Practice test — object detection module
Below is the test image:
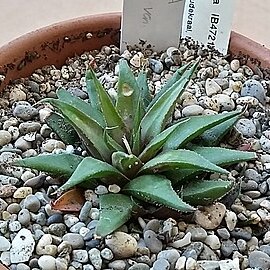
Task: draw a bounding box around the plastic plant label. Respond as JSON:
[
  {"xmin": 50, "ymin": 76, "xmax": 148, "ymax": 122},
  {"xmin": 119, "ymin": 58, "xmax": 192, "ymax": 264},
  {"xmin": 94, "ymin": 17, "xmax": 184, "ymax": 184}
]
[
  {"xmin": 181, "ymin": 0, "xmax": 235, "ymax": 54},
  {"xmin": 121, "ymin": 0, "xmax": 186, "ymax": 52}
]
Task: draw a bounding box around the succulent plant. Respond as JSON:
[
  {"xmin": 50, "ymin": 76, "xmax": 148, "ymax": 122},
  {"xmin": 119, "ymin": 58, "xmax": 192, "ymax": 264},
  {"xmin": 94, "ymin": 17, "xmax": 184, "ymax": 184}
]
[{"xmin": 14, "ymin": 59, "xmax": 256, "ymax": 237}]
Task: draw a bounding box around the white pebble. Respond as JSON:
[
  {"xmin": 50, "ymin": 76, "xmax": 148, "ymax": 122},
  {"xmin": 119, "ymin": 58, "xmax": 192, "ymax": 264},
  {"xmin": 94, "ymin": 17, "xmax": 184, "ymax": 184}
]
[
  {"xmin": 38, "ymin": 255, "xmax": 57, "ymax": 270},
  {"xmin": 225, "ymin": 210, "xmax": 237, "ymax": 231},
  {"xmin": 0, "ymin": 130, "xmax": 12, "ymax": 146}
]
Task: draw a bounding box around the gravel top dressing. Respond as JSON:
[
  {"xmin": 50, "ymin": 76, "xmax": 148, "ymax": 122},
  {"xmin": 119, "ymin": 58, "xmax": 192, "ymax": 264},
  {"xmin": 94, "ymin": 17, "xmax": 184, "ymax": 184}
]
[{"xmin": 0, "ymin": 40, "xmax": 270, "ymax": 270}]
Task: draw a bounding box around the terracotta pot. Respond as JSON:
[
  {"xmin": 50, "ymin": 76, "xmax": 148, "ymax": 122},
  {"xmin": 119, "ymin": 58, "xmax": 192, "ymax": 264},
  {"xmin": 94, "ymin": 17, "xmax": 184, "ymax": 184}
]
[{"xmin": 0, "ymin": 12, "xmax": 269, "ymax": 93}]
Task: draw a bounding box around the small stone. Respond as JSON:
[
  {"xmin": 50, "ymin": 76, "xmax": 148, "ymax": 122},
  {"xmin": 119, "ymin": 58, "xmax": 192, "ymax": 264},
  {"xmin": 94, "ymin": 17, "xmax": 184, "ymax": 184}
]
[
  {"xmin": 23, "ymin": 194, "xmax": 41, "ymax": 212},
  {"xmin": 0, "ymin": 236, "xmax": 11, "ymax": 251},
  {"xmin": 38, "ymin": 255, "xmax": 57, "ymax": 270},
  {"xmin": 0, "ymin": 185, "xmax": 16, "ymax": 198},
  {"xmin": 204, "ymin": 235, "xmax": 221, "ymax": 250},
  {"xmin": 197, "ymin": 260, "xmax": 219, "ymax": 270},
  {"xmin": 0, "ymin": 130, "xmax": 12, "ymax": 146},
  {"xmin": 105, "ymin": 232, "xmax": 137, "ymax": 259},
  {"xmin": 64, "ymin": 214, "xmax": 79, "ymax": 227},
  {"xmin": 10, "ymin": 229, "xmax": 35, "ymax": 263},
  {"xmin": 0, "ymin": 251, "xmax": 11, "ymax": 266},
  {"xmin": 0, "ymin": 198, "xmax": 8, "ymax": 211},
  {"xmin": 149, "ymin": 59, "xmax": 164, "ymax": 74},
  {"xmin": 9, "ymin": 221, "xmax": 21, "ymax": 232},
  {"xmin": 152, "ymin": 258, "xmax": 170, "ymax": 270},
  {"xmin": 235, "ymin": 119, "xmax": 256, "ymax": 137},
  {"xmin": 175, "ymin": 256, "xmax": 186, "ymax": 270},
  {"xmin": 62, "ymin": 233, "xmax": 84, "ymax": 249},
  {"xmin": 41, "ymin": 139, "xmax": 65, "ymax": 153},
  {"xmin": 49, "ymin": 223, "xmax": 66, "ymax": 237},
  {"xmin": 221, "ymin": 240, "xmax": 238, "ymax": 258},
  {"xmin": 260, "ymin": 134, "xmax": 270, "ymax": 153},
  {"xmin": 14, "ymin": 137, "xmax": 32, "ymax": 151},
  {"xmin": 219, "ymin": 258, "xmax": 240, "ymax": 270},
  {"xmin": 182, "ymin": 242, "xmax": 203, "ymax": 260},
  {"xmin": 16, "ymin": 263, "xmax": 31, "ymax": 270},
  {"xmin": 94, "ymin": 185, "xmax": 108, "ymax": 195},
  {"xmin": 237, "ymin": 239, "xmax": 247, "ymax": 253},
  {"xmin": 130, "ymin": 52, "xmax": 143, "ymax": 68},
  {"xmin": 225, "ymin": 210, "xmax": 237, "ymax": 231},
  {"xmin": 157, "ymin": 249, "xmax": 180, "ymax": 266},
  {"xmin": 170, "ymin": 232, "xmax": 191, "ymax": 248},
  {"xmin": 205, "ymin": 78, "xmax": 222, "ymax": 96},
  {"xmin": 36, "ymin": 234, "xmax": 57, "ymax": 256},
  {"xmin": 217, "ymin": 228, "xmax": 230, "ymax": 240},
  {"xmin": 230, "ymin": 227, "xmax": 252, "ymax": 241},
  {"xmin": 73, "ymin": 250, "xmax": 89, "ymax": 263},
  {"xmin": 100, "ymin": 248, "xmax": 114, "ymax": 261},
  {"xmin": 186, "ymin": 225, "xmax": 207, "ymax": 241},
  {"xmin": 186, "ymin": 257, "xmax": 197, "ymax": 270},
  {"xmin": 241, "ymin": 79, "xmax": 266, "ymax": 104},
  {"xmin": 144, "ymin": 219, "xmax": 161, "ymax": 233},
  {"xmin": 143, "ymin": 230, "xmax": 163, "ymax": 253},
  {"xmin": 108, "ymin": 184, "xmax": 121, "ymax": 193},
  {"xmin": 88, "ymin": 248, "xmax": 102, "ymax": 270},
  {"xmin": 13, "ymin": 187, "xmax": 32, "ymax": 199},
  {"xmin": 230, "ymin": 59, "xmax": 240, "ymax": 72},
  {"xmin": 182, "ymin": 104, "xmax": 204, "ymax": 117},
  {"xmin": 194, "ymin": 202, "xmax": 226, "ymax": 229},
  {"xmin": 212, "ymin": 94, "xmax": 235, "ymax": 111},
  {"xmin": 13, "ymin": 103, "xmax": 38, "ymax": 121},
  {"xmin": 249, "ymin": 250, "xmax": 270, "ymax": 270},
  {"xmin": 108, "ymin": 260, "xmax": 127, "ymax": 270},
  {"xmin": 47, "ymin": 213, "xmax": 64, "ymax": 225}
]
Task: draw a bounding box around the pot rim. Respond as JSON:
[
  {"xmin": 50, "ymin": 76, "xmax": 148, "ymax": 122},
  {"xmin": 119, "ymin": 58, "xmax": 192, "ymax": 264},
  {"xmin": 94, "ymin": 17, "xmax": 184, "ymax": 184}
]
[{"xmin": 0, "ymin": 12, "xmax": 269, "ymax": 92}]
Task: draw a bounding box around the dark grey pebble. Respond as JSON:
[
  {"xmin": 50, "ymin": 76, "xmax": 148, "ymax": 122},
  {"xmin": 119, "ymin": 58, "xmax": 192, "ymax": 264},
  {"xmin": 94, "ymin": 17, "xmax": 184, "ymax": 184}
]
[
  {"xmin": 221, "ymin": 240, "xmax": 238, "ymax": 257},
  {"xmin": 143, "ymin": 230, "xmax": 163, "ymax": 253},
  {"xmin": 62, "ymin": 233, "xmax": 84, "ymax": 249},
  {"xmin": 13, "ymin": 103, "xmax": 38, "ymax": 120},
  {"xmin": 241, "ymin": 180, "xmax": 258, "ymax": 191},
  {"xmin": 18, "ymin": 209, "xmax": 31, "ymax": 226},
  {"xmin": 144, "ymin": 219, "xmax": 161, "ymax": 233},
  {"xmin": 182, "ymin": 242, "xmax": 204, "ymax": 260},
  {"xmin": 199, "ymin": 244, "xmax": 219, "ymax": 261},
  {"xmin": 230, "ymin": 228, "xmax": 252, "ymax": 241},
  {"xmin": 241, "ymin": 79, "xmax": 266, "ymax": 104},
  {"xmin": 249, "ymin": 250, "xmax": 270, "ymax": 270},
  {"xmin": 23, "ymin": 174, "xmax": 46, "ymax": 189},
  {"xmin": 217, "ymin": 228, "xmax": 230, "ymax": 240},
  {"xmin": 49, "ymin": 223, "xmax": 67, "ymax": 237},
  {"xmin": 87, "ymin": 219, "xmax": 98, "ymax": 230},
  {"xmin": 79, "ymin": 201, "xmax": 92, "ymax": 222},
  {"xmin": 83, "ymin": 229, "xmax": 95, "ymax": 241},
  {"xmin": 23, "ymin": 194, "xmax": 41, "ymax": 212},
  {"xmin": 29, "ymin": 258, "xmax": 39, "ymax": 269},
  {"xmin": 85, "ymin": 239, "xmax": 101, "ymax": 249},
  {"xmin": 47, "ymin": 213, "xmax": 64, "ymax": 225}
]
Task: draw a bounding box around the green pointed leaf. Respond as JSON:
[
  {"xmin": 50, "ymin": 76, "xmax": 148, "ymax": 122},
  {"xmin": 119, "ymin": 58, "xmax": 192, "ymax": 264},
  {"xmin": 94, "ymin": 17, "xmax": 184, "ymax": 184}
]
[
  {"xmin": 12, "ymin": 153, "xmax": 83, "ymax": 178},
  {"xmin": 103, "ymin": 130, "xmax": 125, "ymax": 152},
  {"xmin": 85, "ymin": 70, "xmax": 100, "ymax": 111},
  {"xmin": 45, "ymin": 112, "xmax": 79, "ymax": 145},
  {"xmin": 163, "ymin": 111, "xmax": 241, "ymax": 150},
  {"xmin": 147, "ymin": 62, "xmax": 192, "ymax": 109},
  {"xmin": 198, "ymin": 114, "xmax": 241, "ymax": 146},
  {"xmin": 96, "ymin": 194, "xmax": 134, "ymax": 237},
  {"xmin": 116, "ymin": 59, "xmax": 141, "ymax": 131},
  {"xmin": 139, "ymin": 149, "xmax": 229, "ymax": 175},
  {"xmin": 167, "ymin": 146, "xmax": 256, "ymax": 185},
  {"xmin": 190, "ymin": 145, "xmax": 256, "ymax": 165},
  {"xmin": 112, "ymin": 151, "xmax": 143, "ymax": 178},
  {"xmin": 137, "ymin": 71, "xmax": 151, "ymax": 108},
  {"xmin": 140, "ymin": 60, "xmax": 199, "ymax": 144},
  {"xmin": 123, "ymin": 175, "xmax": 195, "ymax": 212},
  {"xmin": 139, "ymin": 119, "xmax": 189, "ymax": 163},
  {"xmin": 58, "ymin": 157, "xmax": 126, "ymax": 193},
  {"xmin": 182, "ymin": 179, "xmax": 232, "ymax": 205},
  {"xmin": 56, "ymin": 88, "xmax": 105, "ymax": 126},
  {"xmin": 85, "ymin": 68, "xmax": 127, "ymax": 144},
  {"xmin": 43, "ymin": 98, "xmax": 111, "ymax": 161}
]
